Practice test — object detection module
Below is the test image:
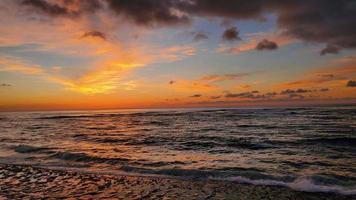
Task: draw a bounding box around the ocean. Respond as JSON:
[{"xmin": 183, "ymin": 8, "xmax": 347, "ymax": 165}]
[{"xmin": 0, "ymin": 107, "xmax": 355, "ymax": 194}]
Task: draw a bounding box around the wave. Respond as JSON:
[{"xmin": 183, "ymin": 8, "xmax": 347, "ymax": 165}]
[
  {"xmin": 36, "ymin": 111, "xmax": 187, "ymax": 120},
  {"xmin": 178, "ymin": 138, "xmax": 271, "ymax": 151},
  {"xmin": 34, "ymin": 108, "xmax": 281, "ymax": 120},
  {"xmin": 117, "ymin": 165, "xmax": 294, "ymax": 182},
  {"xmin": 131, "ymin": 160, "xmax": 186, "ymax": 167},
  {"xmin": 91, "ymin": 136, "xmax": 167, "ymax": 146},
  {"xmin": 86, "ymin": 126, "xmax": 117, "ymax": 130},
  {"xmin": 37, "ymin": 115, "xmax": 95, "ymax": 119},
  {"xmin": 119, "ymin": 166, "xmax": 218, "ymax": 178},
  {"xmin": 14, "ymin": 145, "xmax": 50, "ymax": 153},
  {"xmin": 13, "ymin": 145, "xmax": 130, "ymax": 165},
  {"xmin": 302, "ymin": 137, "xmax": 356, "ymax": 147},
  {"xmin": 219, "ymin": 176, "xmax": 356, "ymax": 195},
  {"xmin": 9, "ymin": 144, "xmax": 356, "ymax": 195},
  {"xmin": 236, "ymin": 124, "xmax": 279, "ymax": 129},
  {"xmin": 114, "ymin": 165, "xmax": 356, "ymax": 195},
  {"xmin": 25, "ymin": 125, "xmax": 51, "ymax": 130},
  {"xmin": 265, "ymin": 137, "xmax": 356, "ymax": 149},
  {"xmin": 49, "ymin": 152, "xmax": 128, "ymax": 164}
]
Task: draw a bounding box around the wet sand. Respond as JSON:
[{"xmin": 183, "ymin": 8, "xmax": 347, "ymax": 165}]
[{"xmin": 0, "ymin": 163, "xmax": 354, "ymax": 200}]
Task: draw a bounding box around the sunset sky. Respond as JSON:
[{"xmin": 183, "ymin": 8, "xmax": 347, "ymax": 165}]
[{"xmin": 0, "ymin": 0, "xmax": 355, "ymax": 111}]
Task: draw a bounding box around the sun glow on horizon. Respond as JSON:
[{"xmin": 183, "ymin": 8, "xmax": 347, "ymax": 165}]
[{"xmin": 0, "ymin": 0, "xmax": 355, "ymax": 111}]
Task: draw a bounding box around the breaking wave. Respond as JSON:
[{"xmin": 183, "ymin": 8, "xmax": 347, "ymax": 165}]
[{"xmin": 220, "ymin": 176, "xmax": 356, "ymax": 195}]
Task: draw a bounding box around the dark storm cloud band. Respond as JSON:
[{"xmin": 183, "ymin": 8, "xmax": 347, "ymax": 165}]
[
  {"xmin": 20, "ymin": 0, "xmax": 356, "ymax": 53},
  {"xmin": 21, "ymin": 0, "xmax": 100, "ymax": 17}
]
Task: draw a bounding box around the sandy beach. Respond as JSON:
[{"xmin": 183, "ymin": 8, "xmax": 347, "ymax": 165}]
[{"xmin": 0, "ymin": 163, "xmax": 354, "ymax": 200}]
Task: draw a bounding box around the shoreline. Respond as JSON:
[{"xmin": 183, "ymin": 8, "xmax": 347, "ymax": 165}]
[{"xmin": 0, "ymin": 163, "xmax": 354, "ymax": 200}]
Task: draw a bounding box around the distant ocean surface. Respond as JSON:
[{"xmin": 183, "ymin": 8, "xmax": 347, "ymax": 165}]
[{"xmin": 0, "ymin": 107, "xmax": 355, "ymax": 194}]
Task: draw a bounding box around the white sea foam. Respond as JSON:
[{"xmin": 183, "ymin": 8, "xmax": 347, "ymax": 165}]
[{"xmin": 216, "ymin": 176, "xmax": 356, "ymax": 195}]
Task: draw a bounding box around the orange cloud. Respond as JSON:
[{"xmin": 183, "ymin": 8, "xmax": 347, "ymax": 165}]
[
  {"xmin": 276, "ymin": 58, "xmax": 356, "ymax": 98},
  {"xmin": 170, "ymin": 79, "xmax": 217, "ymax": 92},
  {"xmin": 200, "ymin": 73, "xmax": 248, "ymax": 82},
  {"xmin": 146, "ymin": 45, "xmax": 196, "ymax": 63},
  {"xmin": 0, "ymin": 3, "xmax": 199, "ymax": 95},
  {"xmin": 167, "ymin": 73, "xmax": 249, "ymax": 95},
  {"xmin": 0, "ymin": 53, "xmax": 144, "ymax": 94},
  {"xmin": 0, "ymin": 57, "xmax": 43, "ymax": 74}
]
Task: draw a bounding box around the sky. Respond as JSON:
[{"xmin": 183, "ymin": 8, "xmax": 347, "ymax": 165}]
[{"xmin": 0, "ymin": 0, "xmax": 355, "ymax": 111}]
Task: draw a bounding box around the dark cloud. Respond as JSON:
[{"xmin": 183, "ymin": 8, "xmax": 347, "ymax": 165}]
[
  {"xmin": 224, "ymin": 90, "xmax": 283, "ymax": 99},
  {"xmin": 265, "ymin": 92, "xmax": 277, "ymax": 97},
  {"xmin": 182, "ymin": 0, "xmax": 266, "ymax": 20},
  {"xmin": 225, "ymin": 91, "xmax": 264, "ymax": 99},
  {"xmin": 169, "ymin": 80, "xmax": 175, "ymax": 85},
  {"xmin": 193, "ymin": 32, "xmax": 208, "ymax": 41},
  {"xmin": 222, "ymin": 27, "xmax": 241, "ymax": 42},
  {"xmin": 320, "ymin": 45, "xmax": 340, "ymax": 56},
  {"xmin": 76, "ymin": 0, "xmax": 102, "ymax": 12},
  {"xmin": 184, "ymin": 1, "xmax": 356, "ymax": 52},
  {"xmin": 223, "ymin": 88, "xmax": 329, "ymax": 100},
  {"xmin": 210, "ymin": 95, "xmax": 221, "ymax": 99},
  {"xmin": 82, "ymin": 31, "xmax": 106, "ymax": 40},
  {"xmin": 0, "ymin": 83, "xmax": 12, "ymax": 87},
  {"xmin": 106, "ymin": 0, "xmax": 190, "ymax": 26},
  {"xmin": 296, "ymin": 89, "xmax": 312, "ymax": 93},
  {"xmin": 346, "ymin": 80, "xmax": 356, "ymax": 87},
  {"xmin": 21, "ymin": 0, "xmax": 75, "ymax": 17},
  {"xmin": 190, "ymin": 94, "xmax": 202, "ymax": 98},
  {"xmin": 280, "ymin": 88, "xmax": 312, "ymax": 95},
  {"xmin": 275, "ymin": 1, "xmax": 356, "ymax": 53},
  {"xmin": 256, "ymin": 39, "xmax": 278, "ymax": 51},
  {"xmin": 280, "ymin": 89, "xmax": 295, "ymax": 95},
  {"xmin": 185, "ymin": 1, "xmax": 356, "ymax": 52},
  {"xmin": 281, "ymin": 88, "xmax": 332, "ymax": 95},
  {"xmin": 225, "ymin": 92, "xmax": 252, "ymax": 98},
  {"xmin": 318, "ymin": 74, "xmax": 334, "ymax": 78},
  {"xmin": 21, "ymin": 0, "xmax": 100, "ymax": 17},
  {"xmin": 19, "ymin": 1, "xmax": 356, "ymax": 52},
  {"xmin": 200, "ymin": 73, "xmax": 248, "ymax": 82}
]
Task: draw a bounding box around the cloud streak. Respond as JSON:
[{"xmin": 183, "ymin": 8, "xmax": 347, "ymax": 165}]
[
  {"xmin": 0, "ymin": 83, "xmax": 12, "ymax": 87},
  {"xmin": 0, "ymin": 56, "xmax": 43, "ymax": 74},
  {"xmin": 200, "ymin": 73, "xmax": 248, "ymax": 83}
]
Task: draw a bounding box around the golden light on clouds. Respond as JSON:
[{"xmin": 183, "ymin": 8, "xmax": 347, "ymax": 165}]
[
  {"xmin": 0, "ymin": 57, "xmax": 44, "ymax": 75},
  {"xmin": 0, "ymin": 0, "xmax": 356, "ymax": 110}
]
